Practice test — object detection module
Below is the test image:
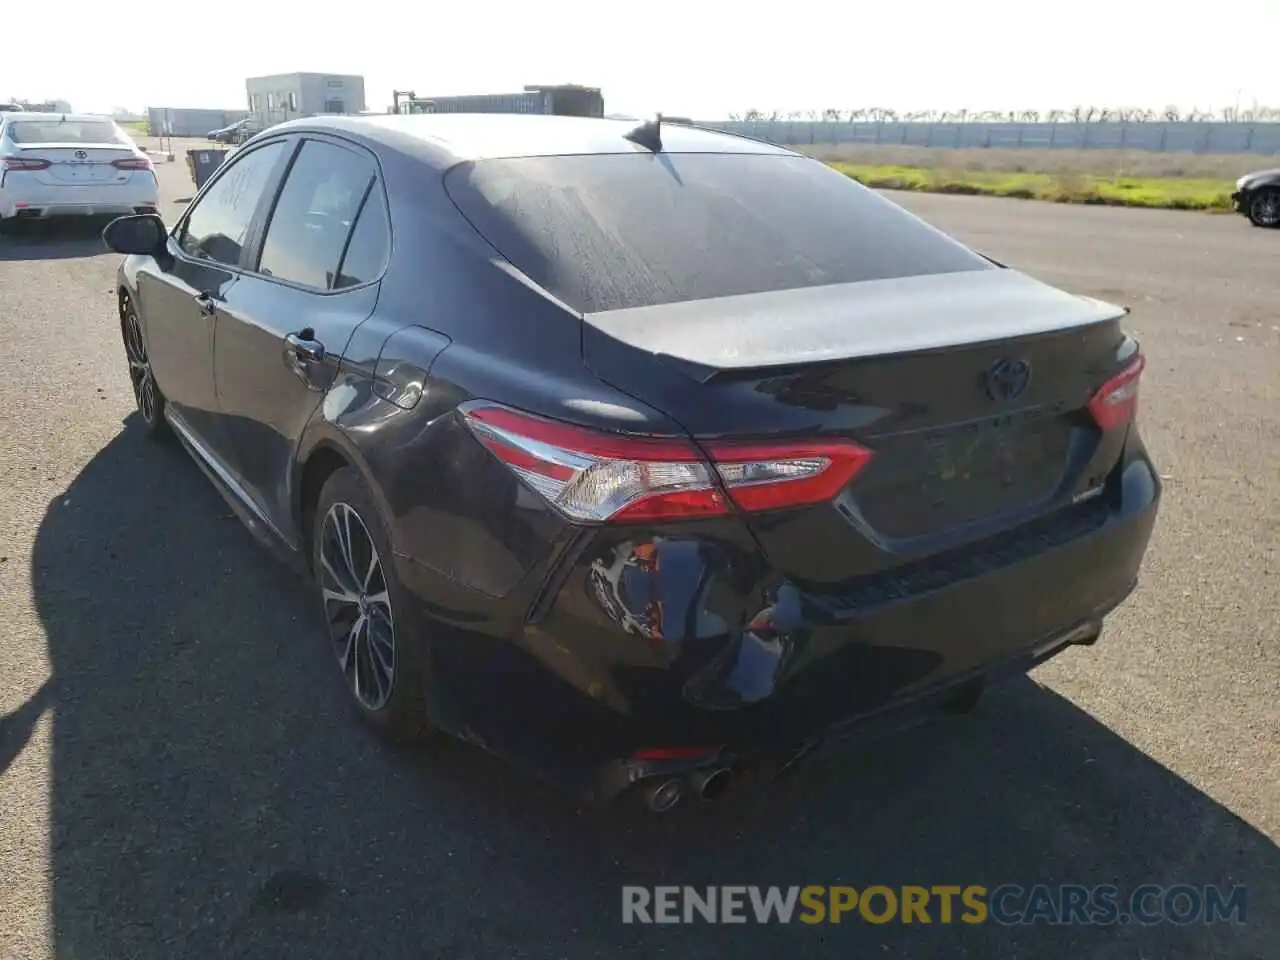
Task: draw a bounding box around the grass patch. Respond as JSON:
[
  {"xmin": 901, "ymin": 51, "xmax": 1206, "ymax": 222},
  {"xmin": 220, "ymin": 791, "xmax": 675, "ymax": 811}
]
[
  {"xmin": 119, "ymin": 120, "xmax": 150, "ymax": 135},
  {"xmin": 830, "ymin": 162, "xmax": 1235, "ymax": 211}
]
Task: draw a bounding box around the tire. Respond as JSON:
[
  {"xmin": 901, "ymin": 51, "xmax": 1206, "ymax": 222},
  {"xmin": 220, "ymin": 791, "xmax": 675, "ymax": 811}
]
[
  {"xmin": 311, "ymin": 466, "xmax": 433, "ymax": 741},
  {"xmin": 1247, "ymin": 188, "xmax": 1280, "ymax": 228},
  {"xmin": 120, "ymin": 292, "xmax": 171, "ymax": 440}
]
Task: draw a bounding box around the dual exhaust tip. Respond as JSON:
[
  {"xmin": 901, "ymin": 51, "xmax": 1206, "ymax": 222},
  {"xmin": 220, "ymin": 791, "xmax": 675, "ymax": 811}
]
[{"xmin": 638, "ymin": 766, "xmax": 734, "ymax": 813}]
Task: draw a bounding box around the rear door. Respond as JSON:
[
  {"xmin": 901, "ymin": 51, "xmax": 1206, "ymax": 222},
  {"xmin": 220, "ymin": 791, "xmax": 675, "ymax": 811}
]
[
  {"xmin": 213, "ymin": 134, "xmax": 390, "ymax": 541},
  {"xmin": 136, "ymin": 137, "xmax": 290, "ymax": 452}
]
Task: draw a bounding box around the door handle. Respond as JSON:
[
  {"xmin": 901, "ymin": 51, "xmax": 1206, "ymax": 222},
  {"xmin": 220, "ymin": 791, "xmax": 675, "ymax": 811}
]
[{"xmin": 283, "ymin": 330, "xmax": 327, "ymax": 387}]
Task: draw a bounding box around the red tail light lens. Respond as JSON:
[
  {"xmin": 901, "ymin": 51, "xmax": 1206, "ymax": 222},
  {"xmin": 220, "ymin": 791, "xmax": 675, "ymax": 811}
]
[
  {"xmin": 112, "ymin": 156, "xmax": 154, "ymax": 171},
  {"xmin": 630, "ymin": 746, "xmax": 721, "ymax": 762},
  {"xmin": 2, "ymin": 155, "xmax": 50, "ymax": 171},
  {"xmin": 460, "ymin": 403, "xmax": 873, "ymax": 524},
  {"xmin": 1088, "ymin": 353, "xmax": 1145, "ymax": 430}
]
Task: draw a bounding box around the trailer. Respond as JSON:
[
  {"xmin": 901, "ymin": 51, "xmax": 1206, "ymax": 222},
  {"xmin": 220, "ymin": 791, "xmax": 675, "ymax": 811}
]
[{"xmin": 391, "ymin": 84, "xmax": 603, "ymax": 118}]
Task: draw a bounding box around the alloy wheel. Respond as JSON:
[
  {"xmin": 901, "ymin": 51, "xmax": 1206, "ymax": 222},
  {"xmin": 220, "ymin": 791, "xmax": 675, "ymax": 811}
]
[
  {"xmin": 122, "ymin": 301, "xmax": 158, "ymax": 424},
  {"xmin": 1250, "ymin": 190, "xmax": 1280, "ymax": 228},
  {"xmin": 319, "ymin": 502, "xmax": 396, "ymax": 711}
]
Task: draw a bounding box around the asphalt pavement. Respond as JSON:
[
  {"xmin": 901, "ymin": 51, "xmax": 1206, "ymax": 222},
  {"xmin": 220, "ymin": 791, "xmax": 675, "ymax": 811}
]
[{"xmin": 0, "ymin": 145, "xmax": 1277, "ymax": 959}]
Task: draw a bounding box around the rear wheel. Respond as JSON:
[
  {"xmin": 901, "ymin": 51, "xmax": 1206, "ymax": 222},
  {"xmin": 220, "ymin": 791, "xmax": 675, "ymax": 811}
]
[
  {"xmin": 120, "ymin": 293, "xmax": 170, "ymax": 439},
  {"xmin": 1247, "ymin": 188, "xmax": 1280, "ymax": 228},
  {"xmin": 312, "ymin": 467, "xmax": 433, "ymax": 741}
]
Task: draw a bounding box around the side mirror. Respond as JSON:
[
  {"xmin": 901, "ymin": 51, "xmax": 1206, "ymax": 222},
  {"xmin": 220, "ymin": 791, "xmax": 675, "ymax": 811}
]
[{"xmin": 102, "ymin": 213, "xmax": 167, "ymax": 256}]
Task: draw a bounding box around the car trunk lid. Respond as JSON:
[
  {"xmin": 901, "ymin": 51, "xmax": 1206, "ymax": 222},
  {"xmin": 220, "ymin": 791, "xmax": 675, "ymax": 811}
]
[
  {"xmin": 7, "ymin": 143, "xmax": 144, "ymax": 185},
  {"xmin": 583, "ymin": 268, "xmax": 1135, "ymax": 586}
]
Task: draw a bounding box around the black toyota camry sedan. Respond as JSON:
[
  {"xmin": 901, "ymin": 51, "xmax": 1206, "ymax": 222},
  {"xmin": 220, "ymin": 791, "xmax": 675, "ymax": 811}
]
[
  {"xmin": 103, "ymin": 113, "xmax": 1160, "ymax": 811},
  {"xmin": 1231, "ymin": 167, "xmax": 1280, "ymax": 227}
]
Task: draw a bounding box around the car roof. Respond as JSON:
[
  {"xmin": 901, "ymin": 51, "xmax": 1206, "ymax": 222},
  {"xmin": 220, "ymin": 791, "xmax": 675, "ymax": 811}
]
[{"xmin": 266, "ymin": 113, "xmax": 797, "ymax": 168}]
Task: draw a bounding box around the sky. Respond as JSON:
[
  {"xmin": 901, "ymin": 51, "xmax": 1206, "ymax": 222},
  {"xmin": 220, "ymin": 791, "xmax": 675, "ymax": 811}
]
[{"xmin": 5, "ymin": 0, "xmax": 1278, "ymax": 118}]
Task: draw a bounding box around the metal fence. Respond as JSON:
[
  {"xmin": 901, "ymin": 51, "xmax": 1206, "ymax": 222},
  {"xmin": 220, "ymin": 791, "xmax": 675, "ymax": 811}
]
[
  {"xmin": 697, "ymin": 120, "xmax": 1280, "ymax": 155},
  {"xmin": 146, "ymin": 107, "xmax": 250, "ymax": 138}
]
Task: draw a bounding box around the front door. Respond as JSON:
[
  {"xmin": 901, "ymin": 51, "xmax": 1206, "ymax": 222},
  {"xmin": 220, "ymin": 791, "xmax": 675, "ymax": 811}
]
[
  {"xmin": 213, "ymin": 135, "xmax": 391, "ymax": 541},
  {"xmin": 140, "ymin": 137, "xmax": 290, "ymax": 457}
]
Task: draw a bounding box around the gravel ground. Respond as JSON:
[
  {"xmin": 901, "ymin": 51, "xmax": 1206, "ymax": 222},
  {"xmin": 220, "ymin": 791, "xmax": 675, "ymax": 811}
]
[{"xmin": 0, "ymin": 144, "xmax": 1276, "ymax": 959}]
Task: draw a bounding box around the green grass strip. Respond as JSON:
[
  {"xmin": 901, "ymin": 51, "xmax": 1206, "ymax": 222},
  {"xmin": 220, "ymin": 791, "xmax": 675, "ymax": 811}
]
[{"xmin": 830, "ymin": 162, "xmax": 1235, "ymax": 211}]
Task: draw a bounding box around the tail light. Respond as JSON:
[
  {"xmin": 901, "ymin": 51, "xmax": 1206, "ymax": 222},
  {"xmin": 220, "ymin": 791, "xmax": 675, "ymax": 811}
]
[
  {"xmin": 460, "ymin": 402, "xmax": 873, "ymax": 524},
  {"xmin": 630, "ymin": 746, "xmax": 721, "ymax": 763},
  {"xmin": 112, "ymin": 156, "xmax": 154, "ymax": 172},
  {"xmin": 1088, "ymin": 352, "xmax": 1145, "ymax": 430},
  {"xmin": 2, "ymin": 156, "xmax": 50, "ymax": 171}
]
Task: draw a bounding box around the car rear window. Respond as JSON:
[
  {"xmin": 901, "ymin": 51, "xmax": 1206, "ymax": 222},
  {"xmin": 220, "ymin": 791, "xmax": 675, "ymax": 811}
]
[
  {"xmin": 443, "ymin": 153, "xmax": 993, "ymax": 313},
  {"xmin": 7, "ymin": 120, "xmax": 128, "ymax": 144}
]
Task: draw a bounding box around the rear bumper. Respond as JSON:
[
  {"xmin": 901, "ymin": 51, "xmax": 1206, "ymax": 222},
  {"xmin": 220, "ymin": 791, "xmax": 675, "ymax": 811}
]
[
  {"xmin": 0, "ymin": 178, "xmax": 159, "ymax": 219},
  {"xmin": 403, "ymin": 437, "xmax": 1161, "ymax": 802}
]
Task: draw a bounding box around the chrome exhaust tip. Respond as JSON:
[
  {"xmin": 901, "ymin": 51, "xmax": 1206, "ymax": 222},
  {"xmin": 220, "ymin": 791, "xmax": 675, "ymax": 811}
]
[
  {"xmin": 689, "ymin": 766, "xmax": 733, "ymax": 802},
  {"xmin": 639, "ymin": 777, "xmax": 685, "ymax": 813}
]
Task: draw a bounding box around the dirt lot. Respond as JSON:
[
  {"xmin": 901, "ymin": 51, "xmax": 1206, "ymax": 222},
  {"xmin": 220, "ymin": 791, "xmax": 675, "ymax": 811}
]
[{"xmin": 0, "ymin": 146, "xmax": 1277, "ymax": 959}]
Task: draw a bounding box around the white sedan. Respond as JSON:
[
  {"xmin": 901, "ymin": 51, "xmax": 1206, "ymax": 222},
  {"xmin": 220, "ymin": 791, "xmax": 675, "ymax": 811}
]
[{"xmin": 0, "ymin": 113, "xmax": 159, "ymax": 231}]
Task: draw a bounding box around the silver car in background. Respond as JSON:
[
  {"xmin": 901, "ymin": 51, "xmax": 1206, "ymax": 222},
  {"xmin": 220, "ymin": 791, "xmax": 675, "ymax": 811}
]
[{"xmin": 0, "ymin": 113, "xmax": 159, "ymax": 232}]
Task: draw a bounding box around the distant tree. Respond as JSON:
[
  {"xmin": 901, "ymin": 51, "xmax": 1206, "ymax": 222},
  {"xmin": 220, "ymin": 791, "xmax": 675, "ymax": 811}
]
[{"xmin": 719, "ymin": 101, "xmax": 1279, "ymax": 125}]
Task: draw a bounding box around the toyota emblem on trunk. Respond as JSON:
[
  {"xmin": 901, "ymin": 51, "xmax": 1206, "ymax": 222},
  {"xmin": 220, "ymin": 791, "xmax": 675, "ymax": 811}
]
[
  {"xmin": 74, "ymin": 149, "xmax": 88, "ymax": 160},
  {"xmin": 985, "ymin": 358, "xmax": 1032, "ymax": 401}
]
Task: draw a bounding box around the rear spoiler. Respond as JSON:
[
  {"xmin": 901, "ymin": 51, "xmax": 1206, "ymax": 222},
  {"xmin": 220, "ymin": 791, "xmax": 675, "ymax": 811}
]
[{"xmin": 583, "ymin": 269, "xmax": 1128, "ymax": 384}]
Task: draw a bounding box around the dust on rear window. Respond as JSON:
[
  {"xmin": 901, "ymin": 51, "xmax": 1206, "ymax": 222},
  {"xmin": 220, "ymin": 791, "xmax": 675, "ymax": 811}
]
[
  {"xmin": 443, "ymin": 153, "xmax": 994, "ymax": 313},
  {"xmin": 7, "ymin": 120, "xmax": 128, "ymax": 144}
]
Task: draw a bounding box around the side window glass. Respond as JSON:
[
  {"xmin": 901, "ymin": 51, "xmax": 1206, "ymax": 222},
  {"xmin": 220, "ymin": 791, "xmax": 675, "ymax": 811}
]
[
  {"xmin": 335, "ymin": 185, "xmax": 389, "ymax": 289},
  {"xmin": 180, "ymin": 141, "xmax": 286, "ymax": 266},
  {"xmin": 256, "ymin": 140, "xmax": 374, "ymax": 289}
]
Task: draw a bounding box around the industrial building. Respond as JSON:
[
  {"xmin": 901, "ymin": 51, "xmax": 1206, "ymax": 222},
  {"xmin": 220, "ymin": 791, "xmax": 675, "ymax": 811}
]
[
  {"xmin": 5, "ymin": 99, "xmax": 73, "ymax": 113},
  {"xmin": 392, "ymin": 84, "xmax": 603, "ymax": 118},
  {"xmin": 147, "ymin": 107, "xmax": 249, "ymax": 137},
  {"xmin": 246, "ymin": 73, "xmax": 366, "ymax": 126}
]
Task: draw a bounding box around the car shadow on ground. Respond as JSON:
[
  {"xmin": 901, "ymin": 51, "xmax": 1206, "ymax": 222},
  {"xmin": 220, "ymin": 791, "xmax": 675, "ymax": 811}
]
[
  {"xmin": 0, "ymin": 219, "xmax": 110, "ymax": 261},
  {"xmin": 32, "ymin": 416, "xmax": 1279, "ymax": 959}
]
